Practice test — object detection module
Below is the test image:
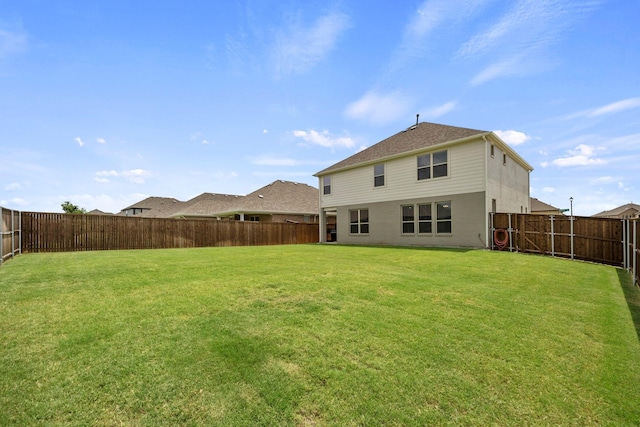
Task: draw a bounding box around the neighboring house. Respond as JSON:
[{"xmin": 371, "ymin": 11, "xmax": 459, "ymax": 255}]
[
  {"xmin": 119, "ymin": 197, "xmax": 183, "ymax": 217},
  {"xmin": 314, "ymin": 121, "xmax": 533, "ymax": 247},
  {"xmin": 119, "ymin": 180, "xmax": 319, "ymax": 223},
  {"xmin": 593, "ymin": 203, "xmax": 640, "ymax": 219},
  {"xmin": 530, "ymin": 198, "xmax": 564, "ymax": 215},
  {"xmin": 87, "ymin": 209, "xmax": 114, "ymax": 215}
]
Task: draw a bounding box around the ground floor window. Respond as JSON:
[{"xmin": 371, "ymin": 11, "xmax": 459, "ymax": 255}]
[
  {"xmin": 350, "ymin": 209, "xmax": 369, "ymax": 234},
  {"xmin": 436, "ymin": 202, "xmax": 452, "ymax": 233},
  {"xmin": 402, "ymin": 205, "xmax": 414, "ymax": 233},
  {"xmin": 401, "ymin": 202, "xmax": 451, "ymax": 235}
]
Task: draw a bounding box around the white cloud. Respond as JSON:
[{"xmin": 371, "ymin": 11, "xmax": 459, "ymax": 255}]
[
  {"xmin": 74, "ymin": 137, "xmax": 85, "ymax": 147},
  {"xmin": 424, "ymin": 101, "xmax": 457, "ymax": 118},
  {"xmin": 588, "ymin": 97, "xmax": 640, "ymax": 117},
  {"xmin": 292, "ymin": 129, "xmax": 355, "ymax": 149},
  {"xmin": 0, "ymin": 197, "xmax": 28, "ymax": 207},
  {"xmin": 542, "ymin": 187, "xmax": 555, "ymax": 193},
  {"xmin": 494, "ymin": 129, "xmax": 531, "ymax": 146},
  {"xmin": 552, "ymin": 144, "xmax": 605, "ymax": 167},
  {"xmin": 0, "ymin": 28, "xmax": 27, "ymax": 58},
  {"xmin": 590, "ymin": 176, "xmax": 615, "ymax": 185},
  {"xmin": 4, "ymin": 182, "xmax": 25, "ymax": 191},
  {"xmin": 462, "ymin": 1, "xmax": 600, "ymax": 85},
  {"xmin": 272, "ymin": 11, "xmax": 350, "ymax": 77},
  {"xmin": 344, "ymin": 90, "xmax": 414, "ymax": 125},
  {"xmin": 251, "ymin": 155, "xmax": 327, "ymax": 166},
  {"xmin": 252, "ymin": 156, "xmax": 299, "ymax": 167},
  {"xmin": 96, "ymin": 138, "xmax": 106, "ymax": 144},
  {"xmin": 94, "ymin": 169, "xmax": 151, "ymax": 184}
]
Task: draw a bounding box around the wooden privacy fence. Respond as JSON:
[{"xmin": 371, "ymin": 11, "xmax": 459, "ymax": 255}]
[
  {"xmin": 1, "ymin": 207, "xmax": 21, "ymax": 264},
  {"xmin": 491, "ymin": 213, "xmax": 638, "ymax": 285},
  {"xmin": 20, "ymin": 212, "xmax": 319, "ymax": 253}
]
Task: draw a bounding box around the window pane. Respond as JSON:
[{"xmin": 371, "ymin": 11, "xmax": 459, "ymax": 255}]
[
  {"xmin": 417, "ymin": 154, "xmax": 430, "ymax": 168},
  {"xmin": 433, "ymin": 164, "xmax": 447, "ymax": 178},
  {"xmin": 437, "ymin": 221, "xmax": 452, "ymax": 234},
  {"xmin": 360, "ymin": 224, "xmax": 369, "ymax": 234},
  {"xmin": 350, "ymin": 210, "xmax": 358, "ymax": 223},
  {"xmin": 433, "ymin": 150, "xmax": 447, "ymax": 164},
  {"xmin": 374, "ymin": 175, "xmax": 385, "ymax": 187},
  {"xmin": 403, "ymin": 223, "xmax": 415, "ymax": 233},
  {"xmin": 402, "ymin": 205, "xmax": 414, "ymax": 221},
  {"xmin": 418, "ymin": 204, "xmax": 431, "ymax": 220},
  {"xmin": 351, "ymin": 224, "xmax": 359, "ymax": 233},
  {"xmin": 418, "ymin": 222, "xmax": 432, "ymax": 233},
  {"xmin": 417, "ymin": 167, "xmax": 430, "ymax": 180},
  {"xmin": 323, "ymin": 176, "xmax": 331, "ymax": 194},
  {"xmin": 437, "ymin": 202, "xmax": 451, "ymax": 220},
  {"xmin": 374, "ymin": 164, "xmax": 384, "ymax": 175},
  {"xmin": 360, "ymin": 209, "xmax": 369, "ymax": 223}
]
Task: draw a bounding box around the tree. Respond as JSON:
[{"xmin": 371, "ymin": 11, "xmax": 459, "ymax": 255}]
[{"xmin": 61, "ymin": 201, "xmax": 86, "ymax": 214}]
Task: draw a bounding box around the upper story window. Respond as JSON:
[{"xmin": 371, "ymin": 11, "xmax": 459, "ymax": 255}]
[
  {"xmin": 374, "ymin": 163, "xmax": 385, "ymax": 187},
  {"xmin": 417, "ymin": 150, "xmax": 448, "ymax": 181},
  {"xmin": 323, "ymin": 175, "xmax": 331, "ymax": 195}
]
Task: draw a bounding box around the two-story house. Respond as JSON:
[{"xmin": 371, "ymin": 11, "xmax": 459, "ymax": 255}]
[{"xmin": 314, "ymin": 121, "xmax": 533, "ymax": 247}]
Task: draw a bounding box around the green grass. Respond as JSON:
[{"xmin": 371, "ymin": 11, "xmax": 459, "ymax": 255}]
[{"xmin": 1, "ymin": 245, "xmax": 639, "ymax": 426}]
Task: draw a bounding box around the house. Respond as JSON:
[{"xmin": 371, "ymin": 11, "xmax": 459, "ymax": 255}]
[
  {"xmin": 593, "ymin": 203, "xmax": 640, "ymax": 219},
  {"xmin": 119, "ymin": 197, "xmax": 183, "ymax": 217},
  {"xmin": 314, "ymin": 121, "xmax": 533, "ymax": 247},
  {"xmin": 171, "ymin": 180, "xmax": 319, "ymax": 223},
  {"xmin": 118, "ymin": 180, "xmax": 319, "ymax": 223},
  {"xmin": 530, "ymin": 198, "xmax": 564, "ymax": 215}
]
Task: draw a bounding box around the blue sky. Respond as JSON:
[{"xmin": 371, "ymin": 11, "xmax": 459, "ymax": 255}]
[{"xmin": 1, "ymin": 0, "xmax": 638, "ymax": 216}]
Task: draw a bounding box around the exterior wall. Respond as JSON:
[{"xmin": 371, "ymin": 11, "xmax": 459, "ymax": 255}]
[
  {"xmin": 334, "ymin": 191, "xmax": 486, "ymax": 248},
  {"xmin": 486, "ymin": 141, "xmax": 530, "ymax": 215},
  {"xmin": 320, "ymin": 138, "xmax": 487, "ymax": 208}
]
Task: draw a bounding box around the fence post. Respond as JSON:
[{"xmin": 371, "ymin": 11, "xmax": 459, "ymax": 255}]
[
  {"xmin": 508, "ymin": 213, "xmax": 513, "ymax": 252},
  {"xmin": 622, "ymin": 219, "xmax": 627, "ymax": 270},
  {"xmin": 489, "ymin": 212, "xmax": 495, "ymax": 250},
  {"xmin": 634, "ymin": 219, "xmax": 637, "ymax": 286},
  {"xmin": 0, "ymin": 208, "xmax": 3, "ymax": 266},
  {"xmin": 550, "ymin": 215, "xmax": 555, "ymax": 257},
  {"xmin": 570, "ymin": 214, "xmax": 574, "ymax": 260}
]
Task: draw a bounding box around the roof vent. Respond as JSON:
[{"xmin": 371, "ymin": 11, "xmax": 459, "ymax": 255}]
[{"xmin": 258, "ymin": 195, "xmax": 264, "ymax": 198}]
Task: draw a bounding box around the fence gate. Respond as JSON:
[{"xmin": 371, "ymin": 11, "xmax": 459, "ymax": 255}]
[{"xmin": 1, "ymin": 206, "xmax": 21, "ymax": 265}]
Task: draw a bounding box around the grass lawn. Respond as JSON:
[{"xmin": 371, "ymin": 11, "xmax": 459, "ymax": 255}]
[{"xmin": 1, "ymin": 245, "xmax": 639, "ymax": 426}]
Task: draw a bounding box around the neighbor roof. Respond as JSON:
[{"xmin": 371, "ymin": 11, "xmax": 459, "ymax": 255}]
[
  {"xmin": 239, "ymin": 180, "xmax": 318, "ymax": 214},
  {"xmin": 169, "ymin": 193, "xmax": 243, "ymax": 218},
  {"xmin": 315, "ymin": 122, "xmax": 488, "ymax": 176},
  {"xmin": 530, "ymin": 198, "xmax": 562, "ymax": 214},
  {"xmin": 593, "ymin": 203, "xmax": 640, "ymax": 218},
  {"xmin": 119, "ymin": 196, "xmax": 185, "ymax": 218},
  {"xmin": 170, "ymin": 180, "xmax": 318, "ymax": 218}
]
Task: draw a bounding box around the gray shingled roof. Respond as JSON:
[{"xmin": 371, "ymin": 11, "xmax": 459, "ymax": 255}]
[
  {"xmin": 170, "ymin": 193, "xmax": 244, "ymax": 217},
  {"xmin": 239, "ymin": 180, "xmax": 318, "ymax": 214},
  {"xmin": 171, "ymin": 181, "xmax": 318, "ymax": 218},
  {"xmin": 315, "ymin": 122, "xmax": 488, "ymax": 176},
  {"xmin": 119, "ymin": 197, "xmax": 185, "ymax": 218},
  {"xmin": 593, "ymin": 203, "xmax": 640, "ymax": 218}
]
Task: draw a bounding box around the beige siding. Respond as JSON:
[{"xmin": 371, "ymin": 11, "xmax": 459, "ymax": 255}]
[
  {"xmin": 486, "ymin": 142, "xmax": 530, "ymax": 214},
  {"xmin": 320, "ymin": 138, "xmax": 487, "ymax": 208}
]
